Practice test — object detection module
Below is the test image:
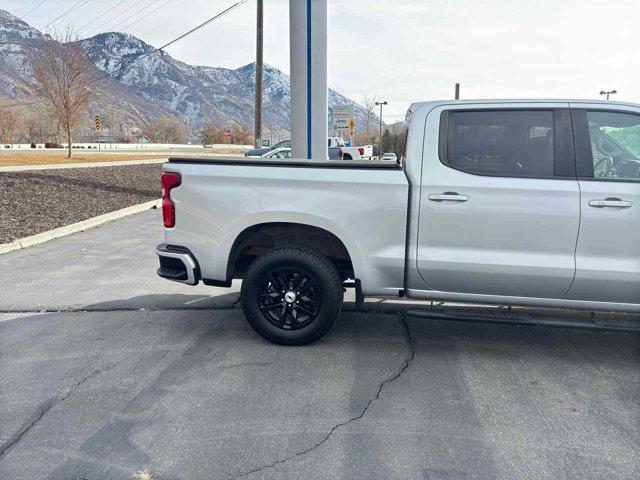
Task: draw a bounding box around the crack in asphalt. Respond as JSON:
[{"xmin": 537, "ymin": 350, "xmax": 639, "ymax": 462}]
[
  {"xmin": 0, "ymin": 305, "xmax": 397, "ymax": 316},
  {"xmin": 0, "ymin": 363, "xmax": 118, "ymax": 461},
  {"xmin": 230, "ymin": 314, "xmax": 416, "ymax": 479},
  {"xmin": 0, "ymin": 307, "xmax": 240, "ymax": 314}
]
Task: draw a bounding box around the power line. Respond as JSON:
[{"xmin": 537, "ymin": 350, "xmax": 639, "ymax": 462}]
[
  {"xmin": 120, "ymin": 0, "xmax": 175, "ymax": 32},
  {"xmin": 84, "ymin": 0, "xmax": 148, "ymax": 36},
  {"xmin": 78, "ymin": 0, "xmax": 129, "ymax": 34},
  {"xmin": 41, "ymin": 0, "xmax": 93, "ymax": 30},
  {"xmin": 100, "ymin": 0, "xmax": 161, "ymax": 34},
  {"xmin": 1, "ymin": 0, "xmax": 249, "ymax": 109},
  {"xmin": 94, "ymin": 0, "xmax": 248, "ymax": 84},
  {"xmin": 20, "ymin": 0, "xmax": 51, "ymax": 18}
]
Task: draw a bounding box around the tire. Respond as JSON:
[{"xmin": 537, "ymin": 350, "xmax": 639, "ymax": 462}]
[{"xmin": 240, "ymin": 247, "xmax": 343, "ymax": 345}]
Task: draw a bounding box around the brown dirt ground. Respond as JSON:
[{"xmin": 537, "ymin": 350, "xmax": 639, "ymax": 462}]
[{"xmin": 1, "ymin": 164, "xmax": 162, "ymax": 243}]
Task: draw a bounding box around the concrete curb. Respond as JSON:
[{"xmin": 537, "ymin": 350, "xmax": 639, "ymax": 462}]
[
  {"xmin": 0, "ymin": 200, "xmax": 161, "ymax": 255},
  {"xmin": 0, "ymin": 158, "xmax": 166, "ymax": 172}
]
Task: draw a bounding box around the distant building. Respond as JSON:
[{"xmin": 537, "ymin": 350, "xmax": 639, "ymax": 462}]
[{"xmin": 137, "ymin": 135, "xmax": 150, "ymax": 144}]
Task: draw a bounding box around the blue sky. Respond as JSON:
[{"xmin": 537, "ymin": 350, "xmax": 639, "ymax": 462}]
[{"xmin": 4, "ymin": 0, "xmax": 639, "ymax": 122}]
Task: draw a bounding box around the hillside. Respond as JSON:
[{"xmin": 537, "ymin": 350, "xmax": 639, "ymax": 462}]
[{"xmin": 0, "ymin": 9, "xmax": 373, "ymax": 140}]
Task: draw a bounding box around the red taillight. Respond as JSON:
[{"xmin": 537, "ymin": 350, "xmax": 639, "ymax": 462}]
[
  {"xmin": 161, "ymin": 172, "xmax": 181, "ymax": 228},
  {"xmin": 358, "ymin": 147, "xmax": 364, "ymax": 156}
]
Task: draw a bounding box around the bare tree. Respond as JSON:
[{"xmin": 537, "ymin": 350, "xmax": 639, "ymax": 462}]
[
  {"xmin": 144, "ymin": 116, "xmax": 188, "ymax": 144},
  {"xmin": 21, "ymin": 114, "xmax": 49, "ymax": 145},
  {"xmin": 233, "ymin": 124, "xmax": 254, "ymax": 145},
  {"xmin": 201, "ymin": 121, "xmax": 226, "ymax": 145},
  {"xmin": 362, "ymin": 93, "xmax": 378, "ymax": 144},
  {"xmin": 33, "ymin": 28, "xmax": 94, "ymax": 158},
  {"xmin": 0, "ymin": 106, "xmax": 20, "ymax": 145}
]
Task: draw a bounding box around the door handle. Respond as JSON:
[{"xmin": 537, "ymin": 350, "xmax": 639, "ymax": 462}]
[
  {"xmin": 588, "ymin": 198, "xmax": 633, "ymax": 209},
  {"xmin": 428, "ymin": 192, "xmax": 469, "ymax": 203}
]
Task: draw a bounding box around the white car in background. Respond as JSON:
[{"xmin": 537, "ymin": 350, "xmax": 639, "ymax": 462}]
[
  {"xmin": 261, "ymin": 148, "xmax": 291, "ymax": 159},
  {"xmin": 381, "ymin": 152, "xmax": 398, "ymax": 162}
]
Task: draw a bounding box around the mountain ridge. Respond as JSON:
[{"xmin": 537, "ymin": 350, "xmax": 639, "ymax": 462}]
[{"xmin": 0, "ymin": 9, "xmax": 372, "ymax": 140}]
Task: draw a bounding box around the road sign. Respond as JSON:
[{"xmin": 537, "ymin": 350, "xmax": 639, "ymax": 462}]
[
  {"xmin": 331, "ymin": 104, "xmax": 353, "ymax": 133},
  {"xmin": 224, "ymin": 129, "xmax": 233, "ymax": 137},
  {"xmin": 331, "ymin": 104, "xmax": 354, "ymax": 142},
  {"xmin": 94, "ymin": 115, "xmax": 101, "ymax": 132}
]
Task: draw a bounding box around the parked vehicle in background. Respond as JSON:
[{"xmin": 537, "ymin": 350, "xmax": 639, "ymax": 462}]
[
  {"xmin": 247, "ymin": 137, "xmax": 349, "ymax": 159},
  {"xmin": 157, "ymin": 99, "xmax": 640, "ymax": 345},
  {"xmin": 327, "ymin": 137, "xmax": 344, "ymax": 148},
  {"xmin": 381, "ymin": 152, "xmax": 398, "ymax": 162},
  {"xmin": 341, "ymin": 144, "xmax": 373, "ymax": 160},
  {"xmin": 328, "ymin": 147, "xmax": 342, "ymax": 159},
  {"xmin": 261, "ymin": 148, "xmax": 291, "ymax": 159},
  {"xmin": 245, "ymin": 139, "xmax": 291, "ymax": 157},
  {"xmin": 327, "ymin": 136, "xmax": 373, "ymax": 160}
]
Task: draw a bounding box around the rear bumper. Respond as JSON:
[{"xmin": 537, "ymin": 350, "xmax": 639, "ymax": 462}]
[{"xmin": 156, "ymin": 243, "xmax": 198, "ymax": 286}]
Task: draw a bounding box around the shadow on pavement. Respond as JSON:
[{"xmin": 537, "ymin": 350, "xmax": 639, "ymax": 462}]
[{"xmin": 78, "ymin": 292, "xmax": 241, "ymax": 311}]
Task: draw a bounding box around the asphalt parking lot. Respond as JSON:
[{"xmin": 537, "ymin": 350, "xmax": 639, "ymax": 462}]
[{"xmin": 1, "ymin": 211, "xmax": 639, "ymax": 480}]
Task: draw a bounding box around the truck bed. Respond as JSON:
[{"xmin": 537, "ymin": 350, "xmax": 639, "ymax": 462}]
[
  {"xmin": 168, "ymin": 156, "xmax": 402, "ymax": 170},
  {"xmin": 163, "ymin": 157, "xmax": 409, "ymax": 296}
]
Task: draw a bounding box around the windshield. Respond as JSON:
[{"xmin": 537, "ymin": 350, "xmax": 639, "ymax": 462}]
[{"xmin": 275, "ymin": 140, "xmax": 291, "ymax": 149}]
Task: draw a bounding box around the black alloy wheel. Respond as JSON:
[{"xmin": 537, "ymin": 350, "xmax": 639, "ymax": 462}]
[
  {"xmin": 257, "ymin": 267, "xmax": 322, "ymax": 330},
  {"xmin": 240, "ymin": 247, "xmax": 343, "ymax": 345}
]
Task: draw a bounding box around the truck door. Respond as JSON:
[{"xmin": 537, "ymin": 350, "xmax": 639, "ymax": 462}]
[
  {"xmin": 567, "ymin": 106, "xmax": 640, "ymax": 304},
  {"xmin": 416, "ymin": 104, "xmax": 580, "ymax": 299}
]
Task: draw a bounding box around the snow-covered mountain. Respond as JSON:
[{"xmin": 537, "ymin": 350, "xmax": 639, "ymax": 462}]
[{"xmin": 0, "ymin": 9, "xmax": 372, "ymax": 138}]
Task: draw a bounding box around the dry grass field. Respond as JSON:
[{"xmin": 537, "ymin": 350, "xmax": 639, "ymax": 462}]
[
  {"xmin": 0, "ymin": 147, "xmax": 248, "ymax": 167},
  {"xmin": 0, "ymin": 152, "xmax": 166, "ymax": 167}
]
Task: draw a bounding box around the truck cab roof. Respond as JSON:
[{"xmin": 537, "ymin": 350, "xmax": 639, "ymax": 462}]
[{"xmin": 408, "ymin": 98, "xmax": 640, "ymax": 115}]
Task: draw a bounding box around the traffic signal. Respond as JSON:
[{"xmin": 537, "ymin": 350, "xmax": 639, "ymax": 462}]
[{"xmin": 94, "ymin": 115, "xmax": 101, "ymax": 132}]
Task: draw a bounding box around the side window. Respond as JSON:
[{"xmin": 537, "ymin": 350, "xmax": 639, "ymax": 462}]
[
  {"xmin": 442, "ymin": 110, "xmax": 554, "ymax": 177},
  {"xmin": 586, "ymin": 111, "xmax": 640, "ymax": 181}
]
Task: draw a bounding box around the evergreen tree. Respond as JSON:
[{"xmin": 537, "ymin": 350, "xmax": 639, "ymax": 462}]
[{"xmin": 380, "ymin": 128, "xmax": 395, "ymax": 154}]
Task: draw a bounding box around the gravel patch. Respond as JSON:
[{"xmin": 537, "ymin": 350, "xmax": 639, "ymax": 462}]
[{"xmin": 0, "ymin": 164, "xmax": 162, "ymax": 243}]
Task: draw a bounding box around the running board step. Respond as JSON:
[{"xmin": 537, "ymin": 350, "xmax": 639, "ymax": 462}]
[{"xmin": 406, "ymin": 308, "xmax": 640, "ymax": 332}]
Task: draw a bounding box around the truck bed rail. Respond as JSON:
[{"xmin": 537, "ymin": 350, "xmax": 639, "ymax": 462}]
[{"xmin": 167, "ymin": 156, "xmax": 402, "ymax": 169}]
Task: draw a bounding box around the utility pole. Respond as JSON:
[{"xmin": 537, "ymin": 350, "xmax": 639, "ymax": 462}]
[
  {"xmin": 599, "ymin": 89, "xmax": 617, "ymax": 100},
  {"xmin": 269, "ymin": 101, "xmax": 273, "ymax": 145},
  {"xmin": 375, "ymin": 100, "xmax": 387, "ymax": 157},
  {"xmin": 455, "ymin": 83, "xmax": 460, "ymax": 100},
  {"xmin": 254, "ymin": 0, "xmax": 263, "ymax": 148}
]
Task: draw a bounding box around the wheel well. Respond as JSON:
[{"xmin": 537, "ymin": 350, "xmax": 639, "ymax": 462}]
[{"xmin": 227, "ymin": 223, "xmax": 354, "ymax": 281}]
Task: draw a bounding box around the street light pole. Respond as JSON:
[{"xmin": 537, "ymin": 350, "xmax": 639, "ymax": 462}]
[
  {"xmin": 599, "ymin": 89, "xmax": 617, "ymax": 100},
  {"xmin": 375, "ymin": 100, "xmax": 387, "ymax": 157}
]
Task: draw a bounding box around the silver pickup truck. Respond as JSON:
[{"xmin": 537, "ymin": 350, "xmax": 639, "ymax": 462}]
[{"xmin": 157, "ymin": 99, "xmax": 640, "ymax": 345}]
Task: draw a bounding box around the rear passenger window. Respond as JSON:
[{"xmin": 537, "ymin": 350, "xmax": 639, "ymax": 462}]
[{"xmin": 443, "ymin": 110, "xmax": 554, "ymax": 177}]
